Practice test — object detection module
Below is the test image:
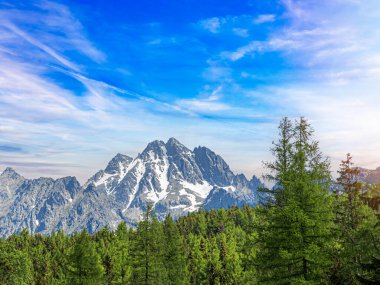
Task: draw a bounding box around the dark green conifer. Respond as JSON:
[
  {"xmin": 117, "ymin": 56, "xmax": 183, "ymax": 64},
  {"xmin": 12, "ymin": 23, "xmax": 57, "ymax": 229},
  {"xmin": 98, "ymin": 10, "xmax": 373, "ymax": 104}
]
[
  {"xmin": 163, "ymin": 214, "xmax": 189, "ymax": 284},
  {"xmin": 130, "ymin": 203, "xmax": 167, "ymax": 284},
  {"xmin": 256, "ymin": 117, "xmax": 333, "ymax": 283},
  {"xmin": 66, "ymin": 229, "xmax": 105, "ymax": 285}
]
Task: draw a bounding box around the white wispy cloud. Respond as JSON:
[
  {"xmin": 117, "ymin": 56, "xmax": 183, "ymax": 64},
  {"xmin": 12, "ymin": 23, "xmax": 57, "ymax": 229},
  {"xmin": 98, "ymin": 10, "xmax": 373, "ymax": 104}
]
[
  {"xmin": 222, "ymin": 27, "xmax": 359, "ymax": 64},
  {"xmin": 198, "ymin": 17, "xmax": 225, "ymax": 33},
  {"xmin": 250, "ymin": 82, "xmax": 380, "ymax": 171},
  {"xmin": 222, "ymin": 1, "xmax": 380, "ymax": 84},
  {"xmin": 3, "ymin": 22, "xmax": 81, "ymax": 71},
  {"xmin": 35, "ymin": 0, "xmax": 106, "ymax": 63},
  {"xmin": 232, "ymin": 28, "xmax": 249, "ymax": 37},
  {"xmin": 215, "ymin": 0, "xmax": 380, "ymax": 172},
  {"xmin": 0, "ymin": 1, "xmax": 165, "ymax": 180},
  {"xmin": 0, "ymin": 1, "xmax": 106, "ymax": 64},
  {"xmin": 0, "ymin": 1, "xmax": 245, "ymax": 181},
  {"xmin": 254, "ymin": 14, "xmax": 276, "ymax": 24},
  {"xmin": 2, "ymin": 0, "xmax": 380, "ymax": 181},
  {"xmin": 176, "ymin": 86, "xmax": 230, "ymax": 112},
  {"xmin": 197, "ymin": 15, "xmax": 258, "ymax": 37},
  {"xmin": 202, "ymin": 64, "xmax": 232, "ymax": 82}
]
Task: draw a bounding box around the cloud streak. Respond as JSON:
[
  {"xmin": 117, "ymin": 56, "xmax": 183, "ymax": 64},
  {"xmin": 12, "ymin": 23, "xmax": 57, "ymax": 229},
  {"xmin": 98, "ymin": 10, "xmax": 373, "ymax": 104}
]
[{"xmin": 1, "ymin": 0, "xmax": 380, "ymax": 181}]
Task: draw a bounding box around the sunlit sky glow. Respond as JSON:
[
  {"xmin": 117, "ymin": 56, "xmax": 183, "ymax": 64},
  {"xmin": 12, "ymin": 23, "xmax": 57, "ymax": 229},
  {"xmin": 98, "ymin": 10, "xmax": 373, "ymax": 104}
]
[{"xmin": 1, "ymin": 0, "xmax": 380, "ymax": 183}]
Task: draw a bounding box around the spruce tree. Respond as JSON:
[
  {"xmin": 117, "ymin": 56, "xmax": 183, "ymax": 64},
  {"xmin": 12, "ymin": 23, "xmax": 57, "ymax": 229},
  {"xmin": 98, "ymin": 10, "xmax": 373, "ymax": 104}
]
[
  {"xmin": 66, "ymin": 229, "xmax": 105, "ymax": 285},
  {"xmin": 256, "ymin": 117, "xmax": 333, "ymax": 284},
  {"xmin": 50, "ymin": 229, "xmax": 70, "ymax": 284},
  {"xmin": 109, "ymin": 222, "xmax": 131, "ymax": 284},
  {"xmin": 260, "ymin": 116, "xmax": 294, "ymax": 206},
  {"xmin": 163, "ymin": 214, "xmax": 189, "ymax": 284},
  {"xmin": 205, "ymin": 237, "xmax": 222, "ymax": 284},
  {"xmin": 187, "ymin": 234, "xmax": 207, "ymax": 284},
  {"xmin": 331, "ymin": 154, "xmax": 380, "ymax": 284},
  {"xmin": 217, "ymin": 233, "xmax": 243, "ymax": 284},
  {"xmin": 130, "ymin": 203, "xmax": 167, "ymax": 284}
]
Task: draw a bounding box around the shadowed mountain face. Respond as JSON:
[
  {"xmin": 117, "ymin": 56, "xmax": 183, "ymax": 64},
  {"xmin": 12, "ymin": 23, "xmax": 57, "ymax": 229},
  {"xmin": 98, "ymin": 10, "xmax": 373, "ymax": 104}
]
[{"xmin": 0, "ymin": 138, "xmax": 262, "ymax": 237}]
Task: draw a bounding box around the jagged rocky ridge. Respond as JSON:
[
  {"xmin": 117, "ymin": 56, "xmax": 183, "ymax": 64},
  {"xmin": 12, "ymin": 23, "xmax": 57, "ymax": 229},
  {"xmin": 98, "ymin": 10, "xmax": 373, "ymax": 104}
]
[{"xmin": 0, "ymin": 138, "xmax": 263, "ymax": 237}]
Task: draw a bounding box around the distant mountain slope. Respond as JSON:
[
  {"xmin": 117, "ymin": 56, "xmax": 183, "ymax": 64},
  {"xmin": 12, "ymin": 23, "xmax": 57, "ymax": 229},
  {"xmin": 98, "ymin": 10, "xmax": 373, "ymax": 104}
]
[
  {"xmin": 0, "ymin": 138, "xmax": 262, "ymax": 237},
  {"xmin": 357, "ymin": 167, "xmax": 380, "ymax": 184}
]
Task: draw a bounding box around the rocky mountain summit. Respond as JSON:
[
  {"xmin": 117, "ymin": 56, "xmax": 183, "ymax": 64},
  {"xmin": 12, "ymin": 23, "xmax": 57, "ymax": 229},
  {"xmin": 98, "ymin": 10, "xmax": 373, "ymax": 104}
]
[{"xmin": 0, "ymin": 138, "xmax": 263, "ymax": 237}]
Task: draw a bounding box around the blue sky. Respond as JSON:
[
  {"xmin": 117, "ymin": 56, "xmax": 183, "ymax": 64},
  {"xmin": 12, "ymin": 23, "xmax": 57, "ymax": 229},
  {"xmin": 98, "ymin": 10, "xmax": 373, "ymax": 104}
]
[{"xmin": 1, "ymin": 0, "xmax": 380, "ymax": 182}]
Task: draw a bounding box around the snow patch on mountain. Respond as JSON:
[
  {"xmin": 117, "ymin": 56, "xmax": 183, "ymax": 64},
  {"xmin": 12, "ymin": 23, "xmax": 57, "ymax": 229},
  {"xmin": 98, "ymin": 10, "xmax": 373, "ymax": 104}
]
[{"xmin": 0, "ymin": 138, "xmax": 264, "ymax": 237}]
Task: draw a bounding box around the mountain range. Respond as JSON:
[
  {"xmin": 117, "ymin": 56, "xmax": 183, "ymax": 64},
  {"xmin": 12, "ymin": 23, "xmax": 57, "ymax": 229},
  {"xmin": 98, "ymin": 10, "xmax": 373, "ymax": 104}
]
[{"xmin": 0, "ymin": 138, "xmax": 263, "ymax": 237}]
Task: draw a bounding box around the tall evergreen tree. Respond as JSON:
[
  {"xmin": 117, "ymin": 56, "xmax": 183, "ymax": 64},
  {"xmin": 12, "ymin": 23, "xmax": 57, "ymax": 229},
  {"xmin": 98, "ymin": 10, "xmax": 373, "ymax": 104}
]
[
  {"xmin": 49, "ymin": 229, "xmax": 70, "ymax": 284},
  {"xmin": 187, "ymin": 234, "xmax": 207, "ymax": 285},
  {"xmin": 260, "ymin": 116, "xmax": 294, "ymax": 206},
  {"xmin": 163, "ymin": 214, "xmax": 189, "ymax": 285},
  {"xmin": 130, "ymin": 203, "xmax": 167, "ymax": 284},
  {"xmin": 65, "ymin": 229, "xmax": 105, "ymax": 285},
  {"xmin": 331, "ymin": 154, "xmax": 380, "ymax": 284},
  {"xmin": 256, "ymin": 117, "xmax": 333, "ymax": 284},
  {"xmin": 108, "ymin": 222, "xmax": 132, "ymax": 284},
  {"xmin": 217, "ymin": 233, "xmax": 243, "ymax": 284},
  {"xmin": 205, "ymin": 237, "xmax": 222, "ymax": 284}
]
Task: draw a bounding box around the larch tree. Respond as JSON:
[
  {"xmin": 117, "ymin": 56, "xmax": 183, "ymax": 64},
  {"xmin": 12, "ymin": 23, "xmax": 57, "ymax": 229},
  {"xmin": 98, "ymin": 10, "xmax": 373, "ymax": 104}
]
[{"xmin": 256, "ymin": 117, "xmax": 334, "ymax": 284}]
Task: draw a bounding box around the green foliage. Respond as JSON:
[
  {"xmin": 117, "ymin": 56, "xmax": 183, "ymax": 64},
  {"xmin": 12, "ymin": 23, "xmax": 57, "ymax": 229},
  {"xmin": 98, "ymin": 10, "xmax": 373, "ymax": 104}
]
[
  {"xmin": 256, "ymin": 117, "xmax": 334, "ymax": 284},
  {"xmin": 330, "ymin": 154, "xmax": 380, "ymax": 284},
  {"xmin": 66, "ymin": 229, "xmax": 105, "ymax": 285},
  {"xmin": 130, "ymin": 203, "xmax": 168, "ymax": 284},
  {"xmin": 163, "ymin": 214, "xmax": 189, "ymax": 284},
  {"xmin": 0, "ymin": 117, "xmax": 378, "ymax": 285},
  {"xmin": 108, "ymin": 222, "xmax": 132, "ymax": 284},
  {"xmin": 0, "ymin": 243, "xmax": 34, "ymax": 285}
]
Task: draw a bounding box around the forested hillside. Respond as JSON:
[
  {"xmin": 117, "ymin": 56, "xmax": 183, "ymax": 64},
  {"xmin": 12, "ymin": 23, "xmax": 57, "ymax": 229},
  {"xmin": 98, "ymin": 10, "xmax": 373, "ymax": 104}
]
[{"xmin": 0, "ymin": 118, "xmax": 379, "ymax": 284}]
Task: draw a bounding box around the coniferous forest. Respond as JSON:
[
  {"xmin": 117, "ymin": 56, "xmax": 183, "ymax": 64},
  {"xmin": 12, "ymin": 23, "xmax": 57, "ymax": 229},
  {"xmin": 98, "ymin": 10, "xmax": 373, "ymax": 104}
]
[{"xmin": 0, "ymin": 118, "xmax": 379, "ymax": 285}]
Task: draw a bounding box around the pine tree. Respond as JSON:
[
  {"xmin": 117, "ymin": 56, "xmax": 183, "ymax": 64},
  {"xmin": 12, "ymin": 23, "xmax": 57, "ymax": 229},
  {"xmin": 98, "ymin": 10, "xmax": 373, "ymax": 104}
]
[
  {"xmin": 29, "ymin": 236, "xmax": 54, "ymax": 284},
  {"xmin": 187, "ymin": 234, "xmax": 207, "ymax": 284},
  {"xmin": 163, "ymin": 214, "xmax": 189, "ymax": 284},
  {"xmin": 331, "ymin": 154, "xmax": 380, "ymax": 284},
  {"xmin": 205, "ymin": 237, "xmax": 222, "ymax": 284},
  {"xmin": 256, "ymin": 117, "xmax": 333, "ymax": 284},
  {"xmin": 217, "ymin": 233, "xmax": 243, "ymax": 284},
  {"xmin": 130, "ymin": 203, "xmax": 167, "ymax": 284},
  {"xmin": 50, "ymin": 229, "xmax": 70, "ymax": 284},
  {"xmin": 260, "ymin": 116, "xmax": 294, "ymax": 206},
  {"xmin": 66, "ymin": 229, "xmax": 105, "ymax": 285},
  {"xmin": 109, "ymin": 222, "xmax": 131, "ymax": 284}
]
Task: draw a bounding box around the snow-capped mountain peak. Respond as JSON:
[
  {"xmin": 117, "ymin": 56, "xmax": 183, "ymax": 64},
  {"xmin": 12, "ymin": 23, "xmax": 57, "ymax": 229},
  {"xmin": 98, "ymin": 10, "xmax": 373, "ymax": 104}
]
[
  {"xmin": 1, "ymin": 167, "xmax": 23, "ymax": 179},
  {"xmin": 104, "ymin": 153, "xmax": 133, "ymax": 174},
  {"xmin": 0, "ymin": 138, "xmax": 263, "ymax": 236}
]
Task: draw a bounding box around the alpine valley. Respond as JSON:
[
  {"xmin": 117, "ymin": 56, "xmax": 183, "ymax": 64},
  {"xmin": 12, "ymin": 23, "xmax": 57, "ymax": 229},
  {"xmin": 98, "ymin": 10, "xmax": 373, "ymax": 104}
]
[{"xmin": 0, "ymin": 138, "xmax": 264, "ymax": 237}]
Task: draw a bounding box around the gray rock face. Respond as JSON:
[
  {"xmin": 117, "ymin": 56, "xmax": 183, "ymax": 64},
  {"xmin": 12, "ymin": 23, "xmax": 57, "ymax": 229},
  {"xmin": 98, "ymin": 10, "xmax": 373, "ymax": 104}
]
[
  {"xmin": 0, "ymin": 174, "xmax": 80, "ymax": 237},
  {"xmin": 194, "ymin": 147, "xmax": 235, "ymax": 186},
  {"xmin": 0, "ymin": 138, "xmax": 264, "ymax": 237},
  {"xmin": 203, "ymin": 175, "xmax": 265, "ymax": 210}
]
